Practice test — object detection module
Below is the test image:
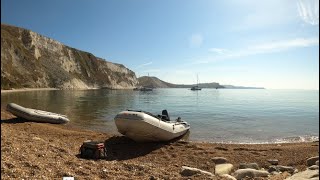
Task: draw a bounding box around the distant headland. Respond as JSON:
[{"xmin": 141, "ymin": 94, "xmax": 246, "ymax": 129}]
[{"xmin": 137, "ymin": 76, "xmax": 265, "ymax": 89}]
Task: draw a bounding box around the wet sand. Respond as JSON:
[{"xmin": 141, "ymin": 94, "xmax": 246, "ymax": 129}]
[{"xmin": 1, "ymin": 109, "xmax": 318, "ymax": 180}]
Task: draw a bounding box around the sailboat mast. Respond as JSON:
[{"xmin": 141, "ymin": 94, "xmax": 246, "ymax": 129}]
[{"xmin": 197, "ymin": 74, "xmax": 199, "ymax": 86}]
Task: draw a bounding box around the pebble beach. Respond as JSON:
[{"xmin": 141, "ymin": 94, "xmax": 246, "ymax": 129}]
[{"xmin": 1, "ymin": 107, "xmax": 319, "ymax": 179}]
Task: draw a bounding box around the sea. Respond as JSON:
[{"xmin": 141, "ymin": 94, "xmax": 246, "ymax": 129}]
[{"xmin": 1, "ymin": 88, "xmax": 319, "ymax": 144}]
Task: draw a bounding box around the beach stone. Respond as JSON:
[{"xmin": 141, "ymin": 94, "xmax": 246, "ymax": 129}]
[
  {"xmin": 211, "ymin": 157, "xmax": 228, "ymax": 164},
  {"xmin": 239, "ymin": 163, "xmax": 260, "ymax": 170},
  {"xmin": 32, "ymin": 137, "xmax": 45, "ymax": 142},
  {"xmin": 278, "ymin": 166, "xmax": 296, "ymax": 174},
  {"xmin": 267, "ymin": 159, "xmax": 279, "ymax": 165},
  {"xmin": 219, "ymin": 174, "xmax": 237, "ymax": 180},
  {"xmin": 233, "ymin": 168, "xmax": 269, "ymax": 180},
  {"xmin": 308, "ymin": 165, "xmax": 319, "ymax": 170},
  {"xmin": 285, "ymin": 169, "xmax": 319, "ymax": 180},
  {"xmin": 268, "ymin": 166, "xmax": 278, "ymax": 173},
  {"xmin": 316, "ymin": 160, "xmax": 319, "ymax": 166},
  {"xmin": 268, "ymin": 165, "xmax": 296, "ymax": 174},
  {"xmin": 270, "ymin": 171, "xmax": 280, "ymax": 175},
  {"xmin": 307, "ymin": 156, "xmax": 319, "ymax": 166},
  {"xmin": 180, "ymin": 166, "xmax": 215, "ymax": 177},
  {"xmin": 215, "ymin": 163, "xmax": 234, "ymax": 175}
]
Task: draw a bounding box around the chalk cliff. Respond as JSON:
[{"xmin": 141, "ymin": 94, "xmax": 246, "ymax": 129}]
[{"xmin": 1, "ymin": 24, "xmax": 138, "ymax": 89}]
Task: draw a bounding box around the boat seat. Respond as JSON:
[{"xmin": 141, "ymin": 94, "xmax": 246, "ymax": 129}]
[{"xmin": 162, "ymin": 110, "xmax": 170, "ymax": 121}]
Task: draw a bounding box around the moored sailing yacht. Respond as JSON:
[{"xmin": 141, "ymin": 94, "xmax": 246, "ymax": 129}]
[{"xmin": 190, "ymin": 74, "xmax": 202, "ymax": 90}]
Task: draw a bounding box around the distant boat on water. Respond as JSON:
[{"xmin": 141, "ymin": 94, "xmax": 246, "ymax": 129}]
[
  {"xmin": 190, "ymin": 74, "xmax": 202, "ymax": 91},
  {"xmin": 133, "ymin": 86, "xmax": 153, "ymax": 91},
  {"xmin": 191, "ymin": 86, "xmax": 201, "ymax": 90},
  {"xmin": 140, "ymin": 87, "xmax": 153, "ymax": 91}
]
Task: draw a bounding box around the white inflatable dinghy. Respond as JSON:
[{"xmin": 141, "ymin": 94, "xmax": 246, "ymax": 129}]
[
  {"xmin": 114, "ymin": 109, "xmax": 190, "ymax": 142},
  {"xmin": 6, "ymin": 103, "xmax": 69, "ymax": 124}
]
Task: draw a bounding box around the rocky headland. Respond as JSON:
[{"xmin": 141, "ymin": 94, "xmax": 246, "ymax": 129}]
[{"xmin": 137, "ymin": 76, "xmax": 225, "ymax": 89}]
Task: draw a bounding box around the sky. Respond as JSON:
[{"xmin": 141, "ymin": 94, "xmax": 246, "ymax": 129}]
[{"xmin": 1, "ymin": 0, "xmax": 319, "ymax": 89}]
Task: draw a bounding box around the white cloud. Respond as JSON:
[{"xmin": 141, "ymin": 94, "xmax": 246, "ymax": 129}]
[
  {"xmin": 135, "ymin": 61, "xmax": 152, "ymax": 69},
  {"xmin": 136, "ymin": 68, "xmax": 160, "ymax": 78},
  {"xmin": 250, "ymin": 37, "xmax": 319, "ymax": 52},
  {"xmin": 297, "ymin": 0, "xmax": 319, "ymax": 25},
  {"xmin": 141, "ymin": 69, "xmax": 160, "ymax": 73},
  {"xmin": 229, "ymin": 0, "xmax": 319, "ymax": 30},
  {"xmin": 208, "ymin": 48, "xmax": 230, "ymax": 54},
  {"xmin": 189, "ymin": 33, "xmax": 203, "ymax": 47},
  {"xmin": 192, "ymin": 37, "xmax": 319, "ymax": 64},
  {"xmin": 229, "ymin": 0, "xmax": 297, "ymax": 31}
]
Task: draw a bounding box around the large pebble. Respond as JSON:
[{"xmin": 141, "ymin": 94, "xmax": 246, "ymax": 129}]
[
  {"xmin": 267, "ymin": 159, "xmax": 279, "ymax": 165},
  {"xmin": 233, "ymin": 168, "xmax": 269, "ymax": 180},
  {"xmin": 180, "ymin": 166, "xmax": 214, "ymax": 177},
  {"xmin": 307, "ymin": 156, "xmax": 319, "ymax": 166},
  {"xmin": 308, "ymin": 165, "xmax": 319, "ymax": 170},
  {"xmin": 219, "ymin": 174, "xmax": 237, "ymax": 180},
  {"xmin": 285, "ymin": 169, "xmax": 319, "ymax": 180},
  {"xmin": 215, "ymin": 163, "xmax": 234, "ymax": 175},
  {"xmin": 268, "ymin": 165, "xmax": 296, "ymax": 174},
  {"xmin": 211, "ymin": 157, "xmax": 228, "ymax": 164},
  {"xmin": 239, "ymin": 163, "xmax": 260, "ymax": 170}
]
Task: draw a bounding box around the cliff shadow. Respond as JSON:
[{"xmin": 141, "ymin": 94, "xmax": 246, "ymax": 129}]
[{"xmin": 104, "ymin": 135, "xmax": 186, "ymax": 161}]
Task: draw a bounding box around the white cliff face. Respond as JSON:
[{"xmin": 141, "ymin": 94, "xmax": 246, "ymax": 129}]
[
  {"xmin": 28, "ymin": 31, "xmax": 64, "ymax": 52},
  {"xmin": 27, "ymin": 31, "xmax": 83, "ymax": 74},
  {"xmin": 1, "ymin": 24, "xmax": 138, "ymax": 89},
  {"xmin": 61, "ymin": 78, "xmax": 92, "ymax": 89}
]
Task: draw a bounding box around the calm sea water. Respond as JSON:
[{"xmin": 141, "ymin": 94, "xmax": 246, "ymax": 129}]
[{"xmin": 1, "ymin": 89, "xmax": 319, "ymax": 143}]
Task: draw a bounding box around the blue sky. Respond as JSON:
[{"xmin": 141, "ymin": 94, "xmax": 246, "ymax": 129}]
[{"xmin": 1, "ymin": 0, "xmax": 319, "ymax": 89}]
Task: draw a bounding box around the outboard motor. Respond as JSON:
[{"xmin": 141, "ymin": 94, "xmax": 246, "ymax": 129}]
[{"xmin": 162, "ymin": 110, "xmax": 170, "ymax": 121}]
